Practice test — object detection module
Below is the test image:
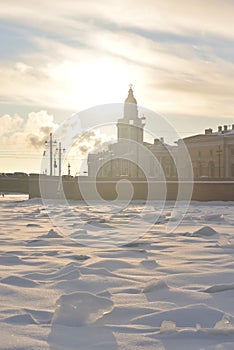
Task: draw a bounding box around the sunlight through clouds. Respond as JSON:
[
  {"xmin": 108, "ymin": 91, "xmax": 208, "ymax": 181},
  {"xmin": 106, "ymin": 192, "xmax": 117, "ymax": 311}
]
[
  {"xmin": 0, "ymin": 0, "xmax": 233, "ymax": 173},
  {"xmin": 47, "ymin": 56, "xmax": 134, "ymax": 109}
]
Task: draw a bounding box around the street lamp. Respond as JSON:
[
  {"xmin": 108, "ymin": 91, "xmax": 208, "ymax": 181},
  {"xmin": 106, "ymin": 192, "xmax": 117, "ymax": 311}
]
[
  {"xmin": 56, "ymin": 142, "xmax": 66, "ymax": 177},
  {"xmin": 44, "ymin": 133, "xmax": 57, "ymax": 176}
]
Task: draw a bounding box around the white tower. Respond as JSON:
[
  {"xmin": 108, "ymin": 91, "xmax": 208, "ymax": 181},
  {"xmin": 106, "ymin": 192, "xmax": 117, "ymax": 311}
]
[{"xmin": 117, "ymin": 85, "xmax": 144, "ymax": 143}]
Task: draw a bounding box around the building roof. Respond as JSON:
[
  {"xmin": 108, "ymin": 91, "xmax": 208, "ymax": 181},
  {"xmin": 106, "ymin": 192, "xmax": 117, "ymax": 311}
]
[{"xmin": 213, "ymin": 130, "xmax": 234, "ymax": 136}]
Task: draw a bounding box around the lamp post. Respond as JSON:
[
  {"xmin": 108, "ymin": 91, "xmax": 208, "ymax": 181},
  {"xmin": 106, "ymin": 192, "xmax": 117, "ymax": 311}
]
[
  {"xmin": 56, "ymin": 142, "xmax": 66, "ymax": 177},
  {"xmin": 44, "ymin": 133, "xmax": 57, "ymax": 176},
  {"xmin": 53, "ymin": 152, "xmax": 57, "ymax": 176}
]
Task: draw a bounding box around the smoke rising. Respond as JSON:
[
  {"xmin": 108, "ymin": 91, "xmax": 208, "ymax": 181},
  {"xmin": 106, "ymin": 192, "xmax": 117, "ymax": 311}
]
[{"xmin": 73, "ymin": 130, "xmax": 111, "ymax": 155}]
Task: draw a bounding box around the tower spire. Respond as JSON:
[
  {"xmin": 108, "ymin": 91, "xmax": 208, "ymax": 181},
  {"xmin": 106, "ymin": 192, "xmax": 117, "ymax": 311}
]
[
  {"xmin": 117, "ymin": 84, "xmax": 145, "ymax": 144},
  {"xmin": 125, "ymin": 84, "xmax": 137, "ymax": 104}
]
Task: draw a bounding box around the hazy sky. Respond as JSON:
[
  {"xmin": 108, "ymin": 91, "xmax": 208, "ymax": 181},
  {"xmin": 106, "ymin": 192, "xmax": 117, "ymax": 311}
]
[{"xmin": 0, "ymin": 0, "xmax": 234, "ymax": 173}]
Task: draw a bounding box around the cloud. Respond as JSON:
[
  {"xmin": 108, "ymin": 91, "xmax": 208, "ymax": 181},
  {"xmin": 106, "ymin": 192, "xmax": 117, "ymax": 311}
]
[
  {"xmin": 0, "ymin": 110, "xmax": 58, "ymax": 149},
  {"xmin": 0, "ymin": 0, "xmax": 233, "ymax": 126},
  {"xmin": 0, "ymin": 0, "xmax": 233, "ymax": 173},
  {"xmin": 0, "ymin": 114, "xmax": 24, "ymax": 135},
  {"xmin": 0, "ymin": 110, "xmax": 60, "ymax": 172},
  {"xmin": 0, "ymin": 29, "xmax": 233, "ymax": 120},
  {"xmin": 1, "ymin": 0, "xmax": 234, "ymax": 40}
]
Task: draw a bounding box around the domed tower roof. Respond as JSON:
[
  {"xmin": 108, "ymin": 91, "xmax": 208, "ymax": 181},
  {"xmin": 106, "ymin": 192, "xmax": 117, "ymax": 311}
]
[{"xmin": 125, "ymin": 84, "xmax": 137, "ymax": 104}]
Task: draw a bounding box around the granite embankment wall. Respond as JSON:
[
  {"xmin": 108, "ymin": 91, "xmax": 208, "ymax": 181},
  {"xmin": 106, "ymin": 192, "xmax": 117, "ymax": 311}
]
[
  {"xmin": 0, "ymin": 176, "xmax": 29, "ymax": 194},
  {"xmin": 28, "ymin": 176, "xmax": 234, "ymax": 201},
  {"xmin": 1, "ymin": 175, "xmax": 234, "ymax": 201}
]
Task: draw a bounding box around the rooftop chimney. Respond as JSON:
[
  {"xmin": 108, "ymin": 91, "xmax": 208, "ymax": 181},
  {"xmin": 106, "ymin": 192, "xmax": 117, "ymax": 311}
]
[
  {"xmin": 218, "ymin": 126, "xmax": 222, "ymax": 133},
  {"xmin": 224, "ymin": 125, "xmax": 228, "ymax": 132},
  {"xmin": 205, "ymin": 128, "xmax": 213, "ymax": 135},
  {"xmin": 154, "ymin": 138, "xmax": 160, "ymax": 145},
  {"xmin": 232, "ymin": 124, "xmax": 234, "ymax": 130}
]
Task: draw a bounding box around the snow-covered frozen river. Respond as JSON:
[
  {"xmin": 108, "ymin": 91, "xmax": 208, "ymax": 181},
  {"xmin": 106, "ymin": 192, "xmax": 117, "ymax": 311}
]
[{"xmin": 0, "ymin": 195, "xmax": 234, "ymax": 349}]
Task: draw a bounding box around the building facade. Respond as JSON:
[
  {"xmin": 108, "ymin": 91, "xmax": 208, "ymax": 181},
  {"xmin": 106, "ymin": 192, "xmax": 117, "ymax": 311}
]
[
  {"xmin": 88, "ymin": 85, "xmax": 177, "ymax": 179},
  {"xmin": 88, "ymin": 86, "xmax": 234, "ymax": 180},
  {"xmin": 181, "ymin": 126, "xmax": 234, "ymax": 179}
]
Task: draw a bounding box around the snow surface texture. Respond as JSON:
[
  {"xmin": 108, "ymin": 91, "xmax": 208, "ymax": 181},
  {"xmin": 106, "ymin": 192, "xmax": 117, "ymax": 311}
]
[{"xmin": 0, "ymin": 195, "xmax": 234, "ymax": 349}]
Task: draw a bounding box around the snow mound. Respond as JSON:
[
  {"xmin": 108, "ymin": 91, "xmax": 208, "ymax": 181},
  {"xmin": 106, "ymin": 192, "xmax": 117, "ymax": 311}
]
[
  {"xmin": 96, "ymin": 305, "xmax": 159, "ymax": 326},
  {"xmin": 66, "ymin": 254, "xmax": 90, "ymax": 261},
  {"xmin": 85, "ymin": 221, "xmax": 115, "ymax": 230},
  {"xmin": 24, "ymin": 263, "xmax": 80, "ymax": 282},
  {"xmin": 143, "ymin": 279, "xmax": 169, "ymax": 293},
  {"xmin": 123, "ymin": 241, "xmax": 143, "ymax": 248},
  {"xmin": 52, "ymin": 292, "xmax": 113, "ymax": 327},
  {"xmin": 97, "ymin": 290, "xmax": 112, "ymax": 298},
  {"xmin": 3, "ymin": 313, "xmax": 37, "ymax": 325},
  {"xmin": 203, "ymin": 214, "xmax": 224, "ymax": 222},
  {"xmin": 26, "ymin": 239, "xmax": 48, "ymax": 246},
  {"xmin": 196, "ymin": 315, "xmax": 234, "ymax": 336},
  {"xmin": 141, "ymin": 259, "xmax": 159, "ymax": 269},
  {"xmin": 49, "ymin": 324, "xmax": 119, "ymax": 350},
  {"xmin": 133, "ymin": 304, "xmax": 228, "ymax": 328},
  {"xmin": 192, "ymin": 226, "xmax": 218, "ymax": 236},
  {"xmin": 87, "ymin": 259, "xmax": 135, "ymax": 271},
  {"xmin": 51, "ymin": 269, "xmax": 80, "ymax": 281},
  {"xmin": 57, "ymin": 262, "xmax": 81, "ymax": 274},
  {"xmin": 214, "ymin": 315, "xmax": 234, "ymax": 330},
  {"xmin": 24, "ymin": 308, "xmax": 53, "ymax": 323},
  {"xmin": 39, "ymin": 229, "xmax": 63, "ymax": 238},
  {"xmin": 26, "ymin": 223, "xmax": 41, "ymax": 227},
  {"xmin": 0, "ymin": 255, "xmax": 23, "ymax": 265},
  {"xmin": 204, "ymin": 343, "xmax": 234, "ymax": 350},
  {"xmin": 0, "ymin": 275, "xmax": 38, "ymax": 288},
  {"xmin": 204, "ymin": 283, "xmax": 234, "ymax": 293},
  {"xmin": 47, "ymin": 262, "xmax": 81, "ymax": 281},
  {"xmin": 69, "ymin": 229, "xmax": 87, "ymax": 239},
  {"xmin": 117, "ymin": 288, "xmax": 141, "ymax": 294},
  {"xmin": 160, "ymin": 320, "xmax": 177, "ymax": 333},
  {"xmin": 79, "ymin": 266, "xmax": 120, "ymax": 278}
]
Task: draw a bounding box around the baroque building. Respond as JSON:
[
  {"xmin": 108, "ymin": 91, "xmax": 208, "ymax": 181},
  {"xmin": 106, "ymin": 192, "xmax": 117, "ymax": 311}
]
[
  {"xmin": 87, "ymin": 86, "xmax": 234, "ymax": 180},
  {"xmin": 117, "ymin": 84, "xmax": 144, "ymax": 144},
  {"xmin": 88, "ymin": 85, "xmax": 176, "ymax": 178}
]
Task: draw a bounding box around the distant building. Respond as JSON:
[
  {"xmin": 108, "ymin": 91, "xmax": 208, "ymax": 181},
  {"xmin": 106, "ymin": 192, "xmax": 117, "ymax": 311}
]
[
  {"xmin": 181, "ymin": 125, "xmax": 234, "ymax": 178},
  {"xmin": 88, "ymin": 85, "xmax": 177, "ymax": 178},
  {"xmin": 117, "ymin": 84, "xmax": 144, "ymax": 144},
  {"xmin": 88, "ymin": 86, "xmax": 234, "ymax": 180}
]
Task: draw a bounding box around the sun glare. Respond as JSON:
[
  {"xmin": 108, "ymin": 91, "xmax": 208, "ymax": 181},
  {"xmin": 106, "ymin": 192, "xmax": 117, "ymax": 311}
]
[{"xmin": 65, "ymin": 57, "xmax": 133, "ymax": 110}]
